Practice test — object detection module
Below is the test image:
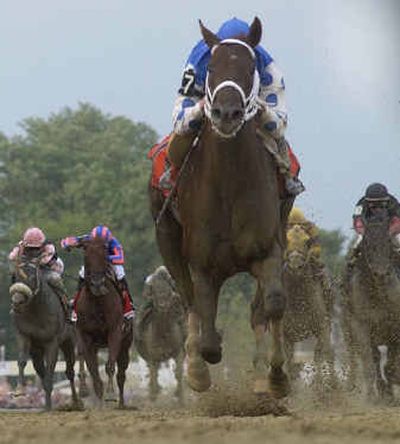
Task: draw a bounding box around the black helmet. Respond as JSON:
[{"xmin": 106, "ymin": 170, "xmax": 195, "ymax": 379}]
[{"xmin": 365, "ymin": 183, "xmax": 389, "ymax": 201}]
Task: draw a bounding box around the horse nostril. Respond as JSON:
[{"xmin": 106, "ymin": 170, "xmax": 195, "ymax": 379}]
[
  {"xmin": 231, "ymin": 109, "xmax": 244, "ymax": 120},
  {"xmin": 211, "ymin": 108, "xmax": 222, "ymax": 120}
]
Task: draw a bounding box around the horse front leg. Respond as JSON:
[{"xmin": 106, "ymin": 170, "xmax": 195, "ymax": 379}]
[
  {"xmin": 191, "ymin": 270, "xmax": 222, "ymax": 364},
  {"xmin": 116, "ymin": 334, "xmax": 131, "ymax": 408},
  {"xmin": 105, "ymin": 326, "xmax": 123, "ymax": 402},
  {"xmin": 78, "ymin": 353, "xmax": 89, "ymax": 398},
  {"xmin": 185, "ymin": 311, "xmax": 211, "ymax": 392},
  {"xmin": 148, "ymin": 362, "xmax": 161, "ymax": 401},
  {"xmin": 60, "ymin": 336, "xmax": 81, "ymax": 409},
  {"xmin": 43, "ymin": 340, "xmax": 59, "ymax": 411},
  {"xmin": 174, "ymin": 352, "xmax": 185, "ymax": 404},
  {"xmin": 80, "ymin": 332, "xmax": 103, "ymax": 404},
  {"xmin": 251, "ymin": 247, "xmax": 289, "ymax": 398},
  {"xmin": 15, "ymin": 334, "xmax": 30, "ymax": 396}
]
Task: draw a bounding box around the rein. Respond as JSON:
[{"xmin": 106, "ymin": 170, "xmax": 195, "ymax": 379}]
[{"xmin": 204, "ymin": 39, "xmax": 261, "ymax": 138}]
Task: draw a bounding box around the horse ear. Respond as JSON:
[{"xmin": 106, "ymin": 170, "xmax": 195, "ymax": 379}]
[
  {"xmin": 199, "ymin": 19, "xmax": 220, "ymax": 49},
  {"xmin": 245, "ymin": 17, "xmax": 262, "ymax": 48}
]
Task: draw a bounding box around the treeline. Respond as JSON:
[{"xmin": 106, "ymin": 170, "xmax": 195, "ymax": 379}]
[{"xmin": 0, "ymin": 103, "xmax": 346, "ymax": 357}]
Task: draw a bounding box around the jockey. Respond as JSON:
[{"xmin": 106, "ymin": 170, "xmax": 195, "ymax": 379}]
[
  {"xmin": 168, "ymin": 17, "xmax": 304, "ymax": 197},
  {"xmin": 140, "ymin": 266, "xmax": 185, "ymax": 328},
  {"xmin": 61, "ymin": 225, "xmax": 135, "ymax": 322},
  {"xmin": 350, "ymin": 183, "xmax": 400, "ymax": 255},
  {"xmin": 287, "ymin": 208, "xmax": 322, "ymax": 268},
  {"xmin": 8, "ymin": 227, "xmax": 69, "ymax": 316}
]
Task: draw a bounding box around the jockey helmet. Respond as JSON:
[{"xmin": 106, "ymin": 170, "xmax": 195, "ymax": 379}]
[
  {"xmin": 288, "ymin": 207, "xmax": 307, "ymax": 225},
  {"xmin": 22, "ymin": 227, "xmax": 46, "ymax": 248},
  {"xmin": 365, "ymin": 183, "xmax": 389, "ymax": 202},
  {"xmin": 217, "ymin": 18, "xmax": 250, "ymax": 39},
  {"xmin": 91, "ymin": 225, "xmax": 112, "ymax": 241}
]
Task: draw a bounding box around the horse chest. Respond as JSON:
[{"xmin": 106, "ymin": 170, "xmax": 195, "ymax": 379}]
[{"xmin": 179, "ymin": 136, "xmax": 279, "ymax": 270}]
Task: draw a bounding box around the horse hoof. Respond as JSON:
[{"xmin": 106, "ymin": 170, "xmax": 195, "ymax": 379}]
[
  {"xmin": 187, "ymin": 360, "xmax": 211, "ymax": 392},
  {"xmin": 268, "ymin": 367, "xmax": 290, "ymax": 399},
  {"xmin": 201, "ymin": 346, "xmax": 222, "ymax": 364}
]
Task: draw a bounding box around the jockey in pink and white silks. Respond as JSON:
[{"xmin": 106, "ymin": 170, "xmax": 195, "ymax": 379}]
[
  {"xmin": 171, "ymin": 17, "xmax": 304, "ymax": 196},
  {"xmin": 9, "ymin": 227, "xmax": 69, "ymax": 316},
  {"xmin": 61, "ymin": 225, "xmax": 135, "ymax": 321}
]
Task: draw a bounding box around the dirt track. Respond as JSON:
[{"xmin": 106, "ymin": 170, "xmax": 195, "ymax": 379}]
[{"xmin": 2, "ymin": 400, "xmax": 400, "ymax": 444}]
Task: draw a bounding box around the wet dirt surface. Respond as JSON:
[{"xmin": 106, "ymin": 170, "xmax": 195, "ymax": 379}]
[{"xmin": 2, "ymin": 398, "xmax": 400, "ymax": 444}]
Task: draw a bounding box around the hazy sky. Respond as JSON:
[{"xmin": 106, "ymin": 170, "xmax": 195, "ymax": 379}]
[{"xmin": 1, "ymin": 0, "xmax": 399, "ymax": 235}]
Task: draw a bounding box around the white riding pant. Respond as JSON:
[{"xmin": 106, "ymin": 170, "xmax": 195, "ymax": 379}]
[{"xmin": 79, "ymin": 264, "xmax": 125, "ymax": 280}]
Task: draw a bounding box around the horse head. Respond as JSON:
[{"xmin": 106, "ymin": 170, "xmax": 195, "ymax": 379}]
[
  {"xmin": 82, "ymin": 237, "xmax": 109, "ymax": 297},
  {"xmin": 10, "ymin": 258, "xmax": 41, "ymax": 313},
  {"xmin": 200, "ymin": 17, "xmax": 262, "ymax": 138},
  {"xmin": 144, "ymin": 266, "xmax": 180, "ymax": 312},
  {"xmin": 360, "ymin": 207, "xmax": 392, "ymax": 281},
  {"xmin": 286, "ymin": 224, "xmax": 312, "ymax": 272}
]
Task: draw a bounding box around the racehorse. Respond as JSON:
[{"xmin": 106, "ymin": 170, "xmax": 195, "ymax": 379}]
[
  {"xmin": 135, "ymin": 266, "xmax": 186, "ymax": 402},
  {"xmin": 76, "ymin": 237, "xmax": 133, "ymax": 407},
  {"xmin": 284, "ymin": 224, "xmax": 335, "ymax": 387},
  {"xmin": 10, "ymin": 258, "xmax": 79, "ymax": 410},
  {"xmin": 343, "ymin": 207, "xmax": 400, "ymax": 401},
  {"xmin": 150, "ymin": 17, "xmax": 291, "ymax": 396}
]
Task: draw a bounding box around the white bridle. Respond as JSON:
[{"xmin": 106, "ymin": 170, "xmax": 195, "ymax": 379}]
[{"xmin": 204, "ymin": 39, "xmax": 261, "ymax": 138}]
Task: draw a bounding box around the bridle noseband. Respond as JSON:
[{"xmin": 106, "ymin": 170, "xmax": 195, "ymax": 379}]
[{"xmin": 204, "ymin": 39, "xmax": 261, "ymax": 138}]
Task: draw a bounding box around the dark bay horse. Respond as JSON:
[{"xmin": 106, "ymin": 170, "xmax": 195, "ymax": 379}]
[
  {"xmin": 135, "ymin": 266, "xmax": 186, "ymax": 402},
  {"xmin": 150, "ymin": 18, "xmax": 291, "ymax": 396},
  {"xmin": 76, "ymin": 237, "xmax": 133, "ymax": 407},
  {"xmin": 10, "ymin": 258, "xmax": 79, "ymax": 410},
  {"xmin": 343, "ymin": 209, "xmax": 400, "ymax": 401}
]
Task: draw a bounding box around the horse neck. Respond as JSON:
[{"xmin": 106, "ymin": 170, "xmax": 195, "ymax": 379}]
[{"xmin": 361, "ymin": 227, "xmax": 393, "ymax": 272}]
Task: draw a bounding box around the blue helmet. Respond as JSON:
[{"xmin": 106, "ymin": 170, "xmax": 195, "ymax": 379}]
[{"xmin": 217, "ymin": 18, "xmax": 251, "ymax": 39}]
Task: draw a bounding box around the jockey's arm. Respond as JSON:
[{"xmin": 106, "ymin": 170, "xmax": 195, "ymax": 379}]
[
  {"xmin": 108, "ymin": 239, "xmax": 124, "ymax": 265},
  {"xmin": 172, "ymin": 62, "xmax": 206, "ymax": 135},
  {"xmin": 257, "ymin": 60, "xmax": 288, "ymax": 140},
  {"xmin": 60, "ymin": 235, "xmax": 90, "ymax": 250}
]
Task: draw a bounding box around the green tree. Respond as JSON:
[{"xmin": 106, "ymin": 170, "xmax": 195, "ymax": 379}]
[
  {"xmin": 319, "ymin": 228, "xmax": 347, "ymax": 276},
  {"xmin": 0, "ymin": 104, "xmax": 160, "ymax": 357}
]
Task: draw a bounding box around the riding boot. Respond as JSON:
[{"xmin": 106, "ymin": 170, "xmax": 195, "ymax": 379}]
[
  {"xmin": 167, "ymin": 131, "xmax": 198, "ymax": 168},
  {"xmin": 119, "ymin": 278, "xmax": 135, "ymax": 325},
  {"xmin": 256, "ymin": 124, "xmax": 305, "ymax": 197}
]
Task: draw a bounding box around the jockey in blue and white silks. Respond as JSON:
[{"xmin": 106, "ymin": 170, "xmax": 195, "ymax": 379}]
[
  {"xmin": 173, "ymin": 18, "xmax": 286, "ymax": 139},
  {"xmin": 170, "ymin": 17, "xmax": 304, "ymax": 196}
]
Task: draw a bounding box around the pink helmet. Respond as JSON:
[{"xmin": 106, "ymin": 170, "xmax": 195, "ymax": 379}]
[{"xmin": 22, "ymin": 227, "xmax": 46, "ymax": 248}]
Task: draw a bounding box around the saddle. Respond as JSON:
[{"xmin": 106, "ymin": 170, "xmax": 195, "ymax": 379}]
[{"xmin": 148, "ymin": 133, "xmax": 301, "ymax": 201}]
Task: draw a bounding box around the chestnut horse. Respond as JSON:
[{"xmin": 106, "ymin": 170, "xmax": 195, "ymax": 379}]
[
  {"xmin": 76, "ymin": 237, "xmax": 133, "ymax": 407},
  {"xmin": 150, "ymin": 18, "xmax": 291, "ymax": 397}
]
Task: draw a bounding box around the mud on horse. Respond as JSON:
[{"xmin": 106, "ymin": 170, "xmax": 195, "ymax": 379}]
[
  {"xmin": 76, "ymin": 237, "xmax": 133, "ymax": 407},
  {"xmin": 150, "ymin": 17, "xmax": 294, "ymax": 397}
]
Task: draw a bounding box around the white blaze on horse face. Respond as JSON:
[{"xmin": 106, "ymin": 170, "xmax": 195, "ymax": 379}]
[{"xmin": 205, "ymin": 39, "xmax": 261, "ymax": 139}]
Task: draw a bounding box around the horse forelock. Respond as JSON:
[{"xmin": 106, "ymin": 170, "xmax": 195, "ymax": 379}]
[{"xmin": 84, "ymin": 237, "xmax": 108, "ymax": 272}]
